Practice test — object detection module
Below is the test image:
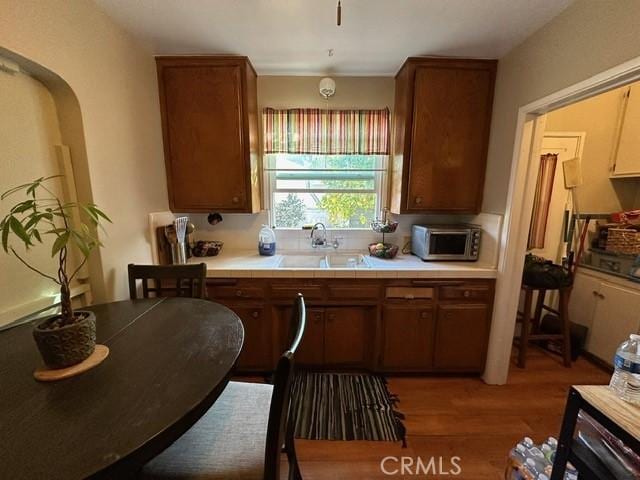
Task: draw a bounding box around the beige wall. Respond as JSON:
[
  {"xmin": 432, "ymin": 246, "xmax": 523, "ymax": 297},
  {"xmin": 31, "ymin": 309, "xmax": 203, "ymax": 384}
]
[
  {"xmin": 484, "ymin": 0, "xmax": 640, "ymax": 215},
  {"xmin": 0, "ymin": 0, "xmax": 168, "ymax": 303},
  {"xmin": 546, "ymin": 84, "xmax": 640, "ymax": 213},
  {"xmin": 0, "ymin": 70, "xmax": 70, "ymax": 326}
]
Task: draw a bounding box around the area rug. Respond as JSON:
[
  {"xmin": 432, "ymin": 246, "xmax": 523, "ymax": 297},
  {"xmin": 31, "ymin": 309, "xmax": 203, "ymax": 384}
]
[{"xmin": 289, "ymin": 372, "xmax": 406, "ymax": 446}]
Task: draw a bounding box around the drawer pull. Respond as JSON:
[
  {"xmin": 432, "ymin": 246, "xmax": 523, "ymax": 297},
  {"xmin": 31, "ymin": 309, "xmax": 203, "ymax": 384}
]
[
  {"xmin": 232, "ymin": 196, "xmax": 240, "ymax": 204},
  {"xmin": 236, "ymin": 290, "xmax": 243, "ymax": 297},
  {"xmin": 251, "ymin": 311, "xmax": 259, "ymax": 318},
  {"xmin": 463, "ymin": 290, "xmax": 471, "ymax": 298},
  {"xmin": 420, "ymin": 311, "xmax": 429, "ymax": 319},
  {"xmin": 415, "ymin": 196, "xmax": 422, "ymax": 205}
]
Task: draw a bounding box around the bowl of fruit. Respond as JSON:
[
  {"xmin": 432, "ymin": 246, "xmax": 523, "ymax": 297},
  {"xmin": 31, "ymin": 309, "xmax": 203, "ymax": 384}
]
[{"xmin": 368, "ymin": 242, "xmax": 399, "ymax": 259}]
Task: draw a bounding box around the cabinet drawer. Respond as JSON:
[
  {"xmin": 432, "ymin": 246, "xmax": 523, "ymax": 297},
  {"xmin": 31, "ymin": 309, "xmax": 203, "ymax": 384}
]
[
  {"xmin": 328, "ymin": 283, "xmax": 381, "ymax": 300},
  {"xmin": 439, "ymin": 285, "xmax": 490, "ymax": 302},
  {"xmin": 207, "ymin": 280, "xmax": 265, "ymax": 301},
  {"xmin": 270, "ymin": 283, "xmax": 325, "ymax": 301},
  {"xmin": 386, "ymin": 287, "xmax": 434, "ymax": 300}
]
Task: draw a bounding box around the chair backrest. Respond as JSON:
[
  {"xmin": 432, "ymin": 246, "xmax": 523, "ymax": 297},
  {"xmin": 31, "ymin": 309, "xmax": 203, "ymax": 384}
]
[
  {"xmin": 263, "ymin": 293, "xmax": 306, "ymax": 480},
  {"xmin": 127, "ymin": 263, "xmax": 207, "ymax": 300}
]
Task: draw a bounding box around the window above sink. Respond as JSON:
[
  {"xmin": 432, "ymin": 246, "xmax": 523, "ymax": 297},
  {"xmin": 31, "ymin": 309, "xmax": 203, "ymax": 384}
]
[{"xmin": 262, "ymin": 108, "xmax": 390, "ymax": 230}]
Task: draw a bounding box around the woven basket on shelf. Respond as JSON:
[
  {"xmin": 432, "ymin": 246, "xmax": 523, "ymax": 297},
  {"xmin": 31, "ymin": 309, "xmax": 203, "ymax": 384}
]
[{"xmin": 605, "ymin": 228, "xmax": 640, "ymax": 255}]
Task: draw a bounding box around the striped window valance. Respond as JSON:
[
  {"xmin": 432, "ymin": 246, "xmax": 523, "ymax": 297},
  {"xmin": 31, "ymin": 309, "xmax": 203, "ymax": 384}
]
[{"xmin": 263, "ymin": 108, "xmax": 390, "ymax": 155}]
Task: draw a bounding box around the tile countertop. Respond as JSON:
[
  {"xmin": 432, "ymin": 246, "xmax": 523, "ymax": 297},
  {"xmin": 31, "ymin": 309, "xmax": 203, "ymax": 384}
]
[{"xmin": 188, "ymin": 250, "xmax": 498, "ymax": 279}]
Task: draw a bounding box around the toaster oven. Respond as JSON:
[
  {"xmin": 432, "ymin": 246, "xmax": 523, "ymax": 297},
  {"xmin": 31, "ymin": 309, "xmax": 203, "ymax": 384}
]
[{"xmin": 411, "ymin": 224, "xmax": 481, "ymax": 261}]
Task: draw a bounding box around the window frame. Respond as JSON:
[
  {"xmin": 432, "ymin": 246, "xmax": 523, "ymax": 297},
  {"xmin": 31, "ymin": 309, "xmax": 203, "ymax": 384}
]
[{"xmin": 263, "ymin": 153, "xmax": 389, "ymax": 230}]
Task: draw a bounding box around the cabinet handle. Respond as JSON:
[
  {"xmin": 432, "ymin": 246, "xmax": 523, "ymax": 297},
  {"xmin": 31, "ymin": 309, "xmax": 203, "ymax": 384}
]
[
  {"xmin": 236, "ymin": 290, "xmax": 243, "ymax": 297},
  {"xmin": 232, "ymin": 196, "xmax": 240, "ymax": 204},
  {"xmin": 463, "ymin": 290, "xmax": 471, "ymax": 298},
  {"xmin": 414, "ymin": 196, "xmax": 422, "ymax": 205},
  {"xmin": 446, "ymin": 312, "xmax": 453, "ymax": 319},
  {"xmin": 328, "ymin": 313, "xmax": 335, "ymax": 321},
  {"xmin": 592, "ymin": 290, "xmax": 605, "ymax": 299},
  {"xmin": 251, "ymin": 311, "xmax": 259, "ymax": 318},
  {"xmin": 420, "ymin": 311, "xmax": 429, "ymax": 319}
]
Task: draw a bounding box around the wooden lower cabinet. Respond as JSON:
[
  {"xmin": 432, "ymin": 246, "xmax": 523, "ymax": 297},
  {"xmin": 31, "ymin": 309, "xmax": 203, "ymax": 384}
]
[
  {"xmin": 434, "ymin": 304, "xmax": 490, "ymax": 371},
  {"xmin": 381, "ymin": 305, "xmax": 434, "ymax": 371},
  {"xmin": 324, "ymin": 307, "xmax": 371, "ymax": 368},
  {"xmin": 208, "ymin": 278, "xmax": 494, "ymax": 374},
  {"xmin": 275, "ymin": 305, "xmax": 372, "ymax": 369},
  {"xmin": 228, "ymin": 306, "xmax": 273, "ymax": 371}
]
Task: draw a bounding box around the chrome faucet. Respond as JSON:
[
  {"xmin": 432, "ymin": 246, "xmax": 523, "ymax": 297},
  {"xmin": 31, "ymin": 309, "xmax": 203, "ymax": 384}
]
[
  {"xmin": 310, "ymin": 223, "xmax": 340, "ymax": 249},
  {"xmin": 310, "ymin": 222, "xmax": 327, "ymax": 248}
]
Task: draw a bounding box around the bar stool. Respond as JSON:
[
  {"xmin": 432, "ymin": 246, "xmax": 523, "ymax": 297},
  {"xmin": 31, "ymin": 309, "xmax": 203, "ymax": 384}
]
[{"xmin": 515, "ymin": 284, "xmax": 572, "ymax": 368}]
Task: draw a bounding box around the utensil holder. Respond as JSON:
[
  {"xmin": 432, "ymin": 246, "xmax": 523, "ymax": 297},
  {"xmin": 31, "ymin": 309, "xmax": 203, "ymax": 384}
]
[{"xmin": 171, "ymin": 242, "xmax": 187, "ymax": 264}]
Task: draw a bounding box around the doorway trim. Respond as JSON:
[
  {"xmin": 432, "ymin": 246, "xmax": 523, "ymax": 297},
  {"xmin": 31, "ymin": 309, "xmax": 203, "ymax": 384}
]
[{"xmin": 483, "ymin": 54, "xmax": 640, "ymax": 385}]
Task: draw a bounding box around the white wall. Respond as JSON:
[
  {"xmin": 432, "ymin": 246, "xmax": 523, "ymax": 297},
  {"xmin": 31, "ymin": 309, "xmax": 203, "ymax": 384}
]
[
  {"xmin": 0, "ymin": 0, "xmax": 169, "ymax": 303},
  {"xmin": 483, "ymin": 0, "xmax": 640, "ymax": 215},
  {"xmin": 0, "ymin": 69, "xmax": 72, "ymax": 326}
]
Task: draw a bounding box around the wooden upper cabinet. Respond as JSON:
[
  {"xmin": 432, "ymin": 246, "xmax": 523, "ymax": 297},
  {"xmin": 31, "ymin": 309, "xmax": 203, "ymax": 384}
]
[
  {"xmin": 390, "ymin": 57, "xmax": 497, "ymax": 214},
  {"xmin": 156, "ymin": 56, "xmax": 260, "ymax": 212}
]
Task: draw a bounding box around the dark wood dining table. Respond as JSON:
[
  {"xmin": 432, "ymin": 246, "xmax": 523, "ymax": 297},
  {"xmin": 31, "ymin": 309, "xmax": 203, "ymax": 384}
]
[{"xmin": 0, "ymin": 297, "xmax": 244, "ymax": 480}]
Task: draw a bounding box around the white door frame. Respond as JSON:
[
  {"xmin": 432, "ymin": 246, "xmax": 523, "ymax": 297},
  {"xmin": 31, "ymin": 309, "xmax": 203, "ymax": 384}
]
[{"xmin": 483, "ymin": 54, "xmax": 640, "ymax": 385}]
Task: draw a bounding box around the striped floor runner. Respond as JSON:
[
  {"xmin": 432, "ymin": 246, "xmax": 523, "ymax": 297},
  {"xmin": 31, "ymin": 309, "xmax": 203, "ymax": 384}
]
[{"xmin": 290, "ymin": 372, "xmax": 406, "ymax": 445}]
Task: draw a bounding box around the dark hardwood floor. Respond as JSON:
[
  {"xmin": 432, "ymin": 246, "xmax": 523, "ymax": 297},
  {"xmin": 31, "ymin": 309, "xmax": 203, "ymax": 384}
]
[{"xmin": 285, "ymin": 348, "xmax": 610, "ymax": 479}]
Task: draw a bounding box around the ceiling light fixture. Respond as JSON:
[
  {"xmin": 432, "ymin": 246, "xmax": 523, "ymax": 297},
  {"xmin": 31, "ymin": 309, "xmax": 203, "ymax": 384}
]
[
  {"xmin": 319, "ymin": 77, "xmax": 336, "ymax": 99},
  {"xmin": 337, "ymin": 1, "xmax": 342, "ymax": 26}
]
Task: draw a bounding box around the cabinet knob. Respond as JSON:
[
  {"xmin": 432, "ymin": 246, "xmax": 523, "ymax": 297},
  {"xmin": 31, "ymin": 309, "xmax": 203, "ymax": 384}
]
[
  {"xmin": 236, "ymin": 290, "xmax": 243, "ymax": 297},
  {"xmin": 420, "ymin": 311, "xmax": 429, "ymax": 319},
  {"xmin": 232, "ymin": 196, "xmax": 240, "ymax": 204},
  {"xmin": 414, "ymin": 196, "xmax": 422, "ymax": 205},
  {"xmin": 328, "ymin": 313, "xmax": 335, "ymax": 321},
  {"xmin": 251, "ymin": 311, "xmax": 259, "ymax": 318}
]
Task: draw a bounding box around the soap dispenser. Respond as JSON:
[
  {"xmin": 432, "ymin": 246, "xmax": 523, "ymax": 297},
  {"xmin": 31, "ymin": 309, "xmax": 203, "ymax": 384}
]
[{"xmin": 258, "ymin": 224, "xmax": 276, "ymax": 256}]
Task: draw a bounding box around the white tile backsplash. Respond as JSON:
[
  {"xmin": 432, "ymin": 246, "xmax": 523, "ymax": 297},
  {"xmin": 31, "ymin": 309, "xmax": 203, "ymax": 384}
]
[{"xmin": 150, "ymin": 210, "xmax": 503, "ymax": 268}]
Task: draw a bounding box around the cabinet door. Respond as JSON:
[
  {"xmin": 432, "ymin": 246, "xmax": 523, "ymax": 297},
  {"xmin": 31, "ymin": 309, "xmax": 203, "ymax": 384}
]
[
  {"xmin": 613, "ymin": 86, "xmax": 640, "ymax": 177},
  {"xmin": 278, "ymin": 307, "xmax": 325, "ymax": 366},
  {"xmin": 567, "ymin": 272, "xmax": 600, "ymax": 348},
  {"xmin": 589, "ymin": 282, "xmax": 640, "ymax": 364},
  {"xmin": 160, "ymin": 63, "xmax": 248, "ymax": 211},
  {"xmin": 231, "ymin": 306, "xmax": 273, "ymax": 371},
  {"xmin": 324, "ymin": 307, "xmax": 369, "ymax": 367},
  {"xmin": 434, "ymin": 304, "xmax": 489, "ymax": 371},
  {"xmin": 381, "ymin": 306, "xmax": 434, "ymax": 371},
  {"xmin": 407, "ymin": 65, "xmax": 494, "ymax": 212}
]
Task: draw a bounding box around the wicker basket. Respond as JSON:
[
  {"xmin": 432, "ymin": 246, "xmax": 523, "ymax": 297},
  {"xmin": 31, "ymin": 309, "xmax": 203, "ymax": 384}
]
[{"xmin": 605, "ymin": 228, "xmax": 640, "ymax": 255}]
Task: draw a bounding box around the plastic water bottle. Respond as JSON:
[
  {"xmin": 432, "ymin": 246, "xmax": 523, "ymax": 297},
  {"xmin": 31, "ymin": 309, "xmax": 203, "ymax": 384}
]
[{"xmin": 609, "ymin": 334, "xmax": 640, "ymax": 404}]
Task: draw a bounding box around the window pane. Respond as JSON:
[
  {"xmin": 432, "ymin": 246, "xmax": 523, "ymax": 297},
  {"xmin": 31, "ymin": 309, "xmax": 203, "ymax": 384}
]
[
  {"xmin": 275, "ymin": 171, "xmax": 375, "ymax": 191},
  {"xmin": 273, "ymin": 192, "xmax": 377, "ymax": 229},
  {"xmin": 265, "ymin": 154, "xmax": 385, "ymax": 171}
]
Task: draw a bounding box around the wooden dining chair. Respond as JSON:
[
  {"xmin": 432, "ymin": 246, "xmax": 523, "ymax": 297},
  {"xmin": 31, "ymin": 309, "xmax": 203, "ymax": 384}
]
[
  {"xmin": 127, "ymin": 263, "xmax": 207, "ymax": 300},
  {"xmin": 140, "ymin": 293, "xmax": 306, "ymax": 480}
]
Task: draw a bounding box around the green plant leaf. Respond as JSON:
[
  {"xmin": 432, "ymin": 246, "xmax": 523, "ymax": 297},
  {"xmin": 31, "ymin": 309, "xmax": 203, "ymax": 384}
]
[
  {"xmin": 11, "ymin": 200, "xmax": 35, "ymax": 214},
  {"xmin": 51, "ymin": 232, "xmax": 69, "ymax": 257},
  {"xmin": 89, "ymin": 205, "xmax": 112, "ymax": 223},
  {"xmin": 9, "ymin": 217, "xmax": 31, "ymax": 246},
  {"xmin": 32, "ymin": 229, "xmax": 42, "ymax": 243},
  {"xmin": 1, "ymin": 219, "xmax": 10, "ymax": 252}
]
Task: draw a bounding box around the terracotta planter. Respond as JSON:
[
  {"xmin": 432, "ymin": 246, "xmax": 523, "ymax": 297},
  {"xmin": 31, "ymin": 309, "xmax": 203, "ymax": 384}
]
[{"xmin": 32, "ymin": 311, "xmax": 96, "ymax": 369}]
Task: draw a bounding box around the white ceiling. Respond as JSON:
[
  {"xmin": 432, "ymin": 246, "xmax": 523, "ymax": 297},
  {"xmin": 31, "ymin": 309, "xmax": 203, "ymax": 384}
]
[{"xmin": 94, "ymin": 0, "xmax": 573, "ymax": 76}]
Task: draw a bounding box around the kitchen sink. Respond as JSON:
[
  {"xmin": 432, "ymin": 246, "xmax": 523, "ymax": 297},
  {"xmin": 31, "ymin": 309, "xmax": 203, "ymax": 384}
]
[
  {"xmin": 278, "ymin": 254, "xmax": 327, "ymax": 268},
  {"xmin": 277, "ymin": 253, "xmax": 369, "ymax": 269},
  {"xmin": 325, "ymin": 254, "xmax": 370, "ymax": 268}
]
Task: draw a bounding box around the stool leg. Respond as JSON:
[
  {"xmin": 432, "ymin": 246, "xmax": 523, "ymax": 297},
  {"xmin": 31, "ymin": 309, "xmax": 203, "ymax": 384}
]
[
  {"xmin": 560, "ymin": 288, "xmax": 572, "ymax": 367},
  {"xmin": 532, "ymin": 288, "xmax": 546, "ymax": 334},
  {"xmin": 518, "ymin": 289, "xmax": 533, "ymax": 368}
]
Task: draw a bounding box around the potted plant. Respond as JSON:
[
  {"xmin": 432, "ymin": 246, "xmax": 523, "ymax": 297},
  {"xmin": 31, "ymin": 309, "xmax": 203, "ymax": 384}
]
[{"xmin": 1, "ymin": 176, "xmax": 111, "ymax": 369}]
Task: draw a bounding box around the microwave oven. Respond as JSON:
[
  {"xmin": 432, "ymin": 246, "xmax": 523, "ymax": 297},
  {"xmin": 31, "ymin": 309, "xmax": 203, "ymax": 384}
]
[{"xmin": 411, "ymin": 224, "xmax": 481, "ymax": 261}]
